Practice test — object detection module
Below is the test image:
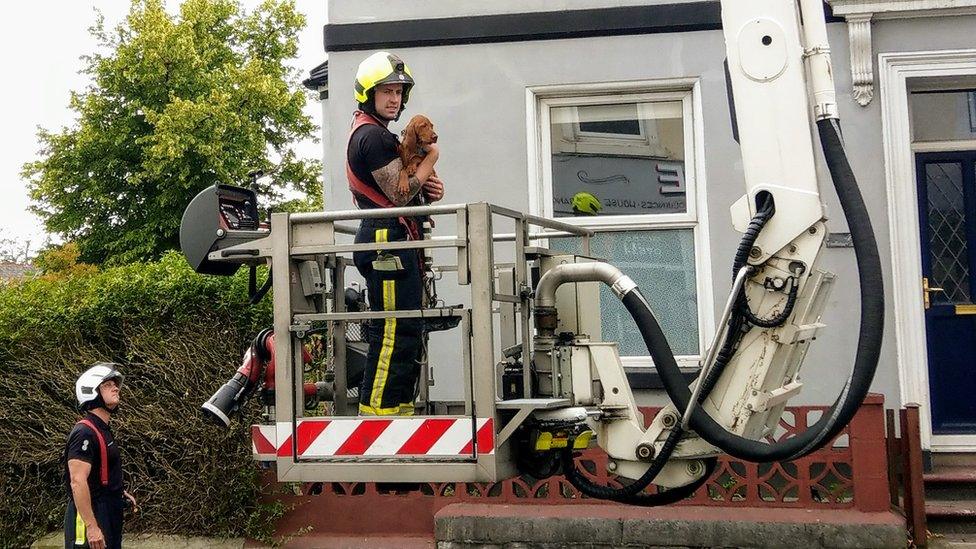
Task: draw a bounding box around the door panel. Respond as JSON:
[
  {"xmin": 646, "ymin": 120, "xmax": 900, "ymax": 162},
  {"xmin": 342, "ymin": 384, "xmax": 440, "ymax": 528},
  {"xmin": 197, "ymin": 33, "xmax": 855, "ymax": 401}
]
[{"xmin": 916, "ymin": 152, "xmax": 976, "ymax": 435}]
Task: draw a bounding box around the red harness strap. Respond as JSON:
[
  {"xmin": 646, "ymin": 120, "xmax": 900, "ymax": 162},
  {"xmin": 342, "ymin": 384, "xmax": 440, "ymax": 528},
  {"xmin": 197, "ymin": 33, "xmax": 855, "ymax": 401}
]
[
  {"xmin": 76, "ymin": 419, "xmax": 109, "ymax": 486},
  {"xmin": 346, "ymin": 111, "xmax": 420, "ymax": 240}
]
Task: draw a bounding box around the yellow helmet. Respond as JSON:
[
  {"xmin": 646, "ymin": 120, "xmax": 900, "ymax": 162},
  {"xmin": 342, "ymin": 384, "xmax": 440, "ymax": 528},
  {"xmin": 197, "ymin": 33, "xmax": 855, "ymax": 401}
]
[
  {"xmin": 354, "ymin": 51, "xmax": 414, "ymax": 106},
  {"xmin": 571, "ymin": 192, "xmax": 603, "ymax": 215}
]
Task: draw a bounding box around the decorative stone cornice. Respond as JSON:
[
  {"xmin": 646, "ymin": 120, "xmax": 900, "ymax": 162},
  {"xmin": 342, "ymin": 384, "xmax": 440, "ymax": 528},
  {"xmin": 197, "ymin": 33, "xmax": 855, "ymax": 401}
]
[
  {"xmin": 846, "ymin": 14, "xmax": 875, "ymax": 106},
  {"xmin": 829, "ymin": 0, "xmax": 976, "ymax": 19},
  {"xmin": 827, "ymin": 0, "xmax": 976, "ymax": 106}
]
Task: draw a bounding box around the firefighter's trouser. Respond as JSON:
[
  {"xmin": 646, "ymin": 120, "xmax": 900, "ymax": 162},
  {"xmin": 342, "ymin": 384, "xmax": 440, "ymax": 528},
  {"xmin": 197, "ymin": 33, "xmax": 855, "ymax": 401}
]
[
  {"xmin": 353, "ymin": 218, "xmax": 423, "ymax": 416},
  {"xmin": 64, "ymin": 494, "xmax": 123, "ymax": 549}
]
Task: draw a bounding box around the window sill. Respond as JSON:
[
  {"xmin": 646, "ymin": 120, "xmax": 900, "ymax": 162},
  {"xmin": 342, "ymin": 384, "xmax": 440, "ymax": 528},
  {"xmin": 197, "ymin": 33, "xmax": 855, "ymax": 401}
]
[{"xmin": 624, "ymin": 367, "xmax": 699, "ymax": 390}]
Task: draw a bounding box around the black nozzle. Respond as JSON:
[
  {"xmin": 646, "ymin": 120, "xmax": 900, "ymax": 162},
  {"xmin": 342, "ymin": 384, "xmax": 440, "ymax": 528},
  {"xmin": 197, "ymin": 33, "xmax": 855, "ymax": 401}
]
[{"xmin": 201, "ymin": 373, "xmax": 249, "ymax": 428}]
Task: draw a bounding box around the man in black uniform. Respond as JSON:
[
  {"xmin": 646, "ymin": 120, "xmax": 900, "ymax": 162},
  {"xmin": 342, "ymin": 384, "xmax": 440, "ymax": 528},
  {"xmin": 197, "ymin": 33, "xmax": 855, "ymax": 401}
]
[
  {"xmin": 63, "ymin": 363, "xmax": 136, "ymax": 549},
  {"xmin": 347, "ymin": 51, "xmax": 444, "ymax": 416}
]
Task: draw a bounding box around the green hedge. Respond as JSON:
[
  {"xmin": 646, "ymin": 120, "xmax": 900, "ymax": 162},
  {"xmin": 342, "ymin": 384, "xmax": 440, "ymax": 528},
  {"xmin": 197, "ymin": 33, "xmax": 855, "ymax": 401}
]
[{"xmin": 0, "ymin": 252, "xmax": 273, "ymax": 547}]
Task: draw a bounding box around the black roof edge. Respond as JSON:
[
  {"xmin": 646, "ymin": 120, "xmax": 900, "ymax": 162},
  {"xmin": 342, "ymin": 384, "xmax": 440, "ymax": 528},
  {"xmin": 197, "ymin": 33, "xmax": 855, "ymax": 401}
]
[
  {"xmin": 303, "ymin": 60, "xmax": 329, "ymax": 91},
  {"xmin": 323, "ymin": 2, "xmax": 843, "ymax": 53}
]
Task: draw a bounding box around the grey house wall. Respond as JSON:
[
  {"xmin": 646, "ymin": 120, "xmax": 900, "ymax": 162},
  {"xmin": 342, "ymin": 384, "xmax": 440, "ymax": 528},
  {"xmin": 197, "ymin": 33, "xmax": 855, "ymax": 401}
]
[{"xmin": 318, "ymin": 0, "xmax": 976, "ymax": 410}]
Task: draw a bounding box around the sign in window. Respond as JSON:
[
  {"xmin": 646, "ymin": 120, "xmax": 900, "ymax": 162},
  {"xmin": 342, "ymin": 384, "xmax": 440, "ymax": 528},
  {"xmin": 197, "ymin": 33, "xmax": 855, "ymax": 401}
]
[
  {"xmin": 549, "ymin": 101, "xmax": 686, "ymax": 218},
  {"xmin": 536, "ymin": 89, "xmax": 707, "ymax": 366}
]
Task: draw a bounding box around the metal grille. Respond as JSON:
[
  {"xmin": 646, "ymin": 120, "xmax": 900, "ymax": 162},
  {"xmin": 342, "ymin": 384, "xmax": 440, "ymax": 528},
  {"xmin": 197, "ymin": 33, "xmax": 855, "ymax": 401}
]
[
  {"xmin": 926, "ymin": 162, "xmax": 971, "ymax": 303},
  {"xmin": 343, "ymin": 323, "xmax": 365, "ymax": 399},
  {"xmin": 345, "ymin": 322, "xmax": 365, "ymax": 342}
]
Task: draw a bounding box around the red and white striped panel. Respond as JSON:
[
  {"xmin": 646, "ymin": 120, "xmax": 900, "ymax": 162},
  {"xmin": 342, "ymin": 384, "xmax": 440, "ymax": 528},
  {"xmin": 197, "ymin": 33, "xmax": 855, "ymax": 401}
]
[
  {"xmin": 254, "ymin": 417, "xmax": 494, "ymax": 459},
  {"xmin": 251, "ymin": 424, "xmax": 277, "ymax": 461}
]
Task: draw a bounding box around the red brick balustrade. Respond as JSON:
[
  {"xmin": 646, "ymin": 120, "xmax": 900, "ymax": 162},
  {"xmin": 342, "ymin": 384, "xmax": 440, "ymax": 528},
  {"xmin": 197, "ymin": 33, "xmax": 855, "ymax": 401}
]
[{"xmin": 262, "ymin": 394, "xmax": 890, "ymax": 537}]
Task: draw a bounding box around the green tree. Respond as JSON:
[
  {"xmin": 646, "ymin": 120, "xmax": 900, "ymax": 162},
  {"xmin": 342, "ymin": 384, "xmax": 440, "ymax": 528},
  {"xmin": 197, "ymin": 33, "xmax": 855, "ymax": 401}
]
[
  {"xmin": 23, "ymin": 0, "xmax": 321, "ymax": 265},
  {"xmin": 0, "ymin": 232, "xmax": 34, "ymax": 264},
  {"xmin": 32, "ymin": 242, "xmax": 98, "ymax": 278}
]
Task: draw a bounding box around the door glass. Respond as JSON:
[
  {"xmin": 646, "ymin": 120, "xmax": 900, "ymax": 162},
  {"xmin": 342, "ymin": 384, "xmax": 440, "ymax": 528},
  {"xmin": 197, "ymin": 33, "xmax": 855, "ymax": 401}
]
[
  {"xmin": 910, "ymin": 90, "xmax": 976, "ymax": 142},
  {"xmin": 925, "ymin": 162, "xmax": 970, "ymax": 303}
]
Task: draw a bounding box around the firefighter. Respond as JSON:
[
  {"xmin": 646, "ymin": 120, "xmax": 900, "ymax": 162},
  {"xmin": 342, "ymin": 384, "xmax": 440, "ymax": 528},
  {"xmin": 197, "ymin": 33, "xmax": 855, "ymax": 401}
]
[
  {"xmin": 347, "ymin": 51, "xmax": 444, "ymax": 416},
  {"xmin": 63, "ymin": 364, "xmax": 137, "ymax": 549}
]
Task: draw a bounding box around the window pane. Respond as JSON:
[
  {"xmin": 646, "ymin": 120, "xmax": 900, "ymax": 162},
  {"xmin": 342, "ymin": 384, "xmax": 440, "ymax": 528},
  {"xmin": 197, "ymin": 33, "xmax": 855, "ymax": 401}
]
[
  {"xmin": 924, "ymin": 162, "xmax": 971, "ymax": 303},
  {"xmin": 578, "ymin": 104, "xmax": 642, "ymax": 135},
  {"xmin": 550, "ymin": 229, "xmax": 699, "ymax": 356},
  {"xmin": 910, "ymin": 90, "xmax": 976, "ymax": 142},
  {"xmin": 580, "ymin": 118, "xmax": 641, "ymax": 136},
  {"xmin": 549, "ymin": 101, "xmax": 686, "ymax": 218}
]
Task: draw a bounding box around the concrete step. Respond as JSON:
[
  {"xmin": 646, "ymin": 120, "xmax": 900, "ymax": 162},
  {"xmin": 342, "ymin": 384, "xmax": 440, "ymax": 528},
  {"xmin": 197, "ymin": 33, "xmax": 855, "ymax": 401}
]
[
  {"xmin": 933, "ymin": 453, "xmax": 976, "ymax": 469},
  {"xmin": 34, "ymin": 532, "xmax": 435, "ymax": 549},
  {"xmin": 928, "ymin": 532, "xmax": 976, "ymax": 548},
  {"xmin": 925, "ymin": 466, "xmax": 976, "ymax": 500},
  {"xmin": 245, "ymin": 535, "xmax": 434, "ymax": 548},
  {"xmin": 33, "ymin": 533, "xmax": 245, "ymax": 548},
  {"xmin": 925, "ymin": 466, "xmax": 976, "ymax": 484},
  {"xmin": 928, "ymin": 500, "xmax": 976, "ymax": 535},
  {"xmin": 435, "ymin": 503, "xmax": 907, "ymax": 549}
]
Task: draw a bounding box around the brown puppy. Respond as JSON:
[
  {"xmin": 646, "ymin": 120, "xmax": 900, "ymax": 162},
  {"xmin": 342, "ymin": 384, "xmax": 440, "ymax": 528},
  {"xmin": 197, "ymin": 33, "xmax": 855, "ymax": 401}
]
[{"xmin": 397, "ymin": 114, "xmax": 438, "ymax": 197}]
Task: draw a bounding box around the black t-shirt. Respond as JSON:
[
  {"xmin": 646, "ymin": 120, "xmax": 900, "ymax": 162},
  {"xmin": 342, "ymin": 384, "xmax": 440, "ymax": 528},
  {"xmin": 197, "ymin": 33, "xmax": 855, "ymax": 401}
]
[
  {"xmin": 347, "ymin": 122, "xmax": 400, "ymax": 208},
  {"xmin": 63, "ymin": 412, "xmax": 123, "ymax": 499}
]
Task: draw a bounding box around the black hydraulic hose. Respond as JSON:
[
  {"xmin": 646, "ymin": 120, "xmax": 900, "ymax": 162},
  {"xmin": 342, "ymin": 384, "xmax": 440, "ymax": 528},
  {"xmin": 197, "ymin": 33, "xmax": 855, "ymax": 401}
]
[
  {"xmin": 733, "ymin": 193, "xmax": 774, "ymax": 276},
  {"xmin": 248, "ymin": 268, "xmax": 273, "ymax": 305},
  {"xmin": 732, "ymin": 194, "xmax": 799, "ymax": 329},
  {"xmin": 706, "ymin": 196, "xmax": 775, "ymax": 388},
  {"xmin": 562, "ymin": 442, "xmax": 718, "ymax": 506},
  {"xmin": 562, "ymin": 424, "xmax": 685, "ymax": 501},
  {"xmin": 742, "ymin": 279, "xmax": 800, "ymax": 328},
  {"xmin": 561, "ymin": 197, "xmax": 798, "ymax": 502},
  {"xmin": 632, "ymin": 118, "xmax": 883, "ymax": 461},
  {"xmin": 558, "ymin": 120, "xmax": 881, "ymax": 498},
  {"xmin": 558, "ymin": 201, "xmax": 775, "ymax": 502},
  {"xmin": 615, "ymin": 457, "xmax": 718, "ymax": 507}
]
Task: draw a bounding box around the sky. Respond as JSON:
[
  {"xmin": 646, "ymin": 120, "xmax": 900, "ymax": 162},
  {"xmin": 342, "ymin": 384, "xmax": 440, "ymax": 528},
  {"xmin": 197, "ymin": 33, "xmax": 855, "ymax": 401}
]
[{"xmin": 0, "ymin": 0, "xmax": 328, "ymax": 254}]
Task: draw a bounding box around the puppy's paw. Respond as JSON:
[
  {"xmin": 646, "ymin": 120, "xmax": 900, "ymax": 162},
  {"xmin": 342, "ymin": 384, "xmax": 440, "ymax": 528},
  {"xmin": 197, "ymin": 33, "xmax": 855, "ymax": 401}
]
[{"xmin": 396, "ymin": 179, "xmax": 410, "ymax": 196}]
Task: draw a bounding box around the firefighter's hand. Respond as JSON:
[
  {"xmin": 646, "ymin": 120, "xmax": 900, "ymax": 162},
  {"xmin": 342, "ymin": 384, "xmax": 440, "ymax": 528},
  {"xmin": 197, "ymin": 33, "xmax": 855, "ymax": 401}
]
[
  {"xmin": 423, "ymin": 175, "xmax": 445, "ymax": 202},
  {"xmin": 124, "ymin": 490, "xmax": 139, "ymax": 514},
  {"xmin": 86, "ymin": 523, "xmax": 106, "ymax": 549}
]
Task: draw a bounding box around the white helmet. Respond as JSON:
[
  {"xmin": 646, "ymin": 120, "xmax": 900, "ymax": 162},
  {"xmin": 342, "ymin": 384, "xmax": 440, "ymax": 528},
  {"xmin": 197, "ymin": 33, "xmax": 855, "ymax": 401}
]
[{"xmin": 76, "ymin": 363, "xmax": 124, "ymax": 411}]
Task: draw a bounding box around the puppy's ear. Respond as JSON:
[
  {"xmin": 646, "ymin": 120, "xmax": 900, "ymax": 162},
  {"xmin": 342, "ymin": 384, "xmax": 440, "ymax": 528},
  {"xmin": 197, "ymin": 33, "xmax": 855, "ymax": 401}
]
[{"xmin": 400, "ymin": 122, "xmax": 418, "ymax": 154}]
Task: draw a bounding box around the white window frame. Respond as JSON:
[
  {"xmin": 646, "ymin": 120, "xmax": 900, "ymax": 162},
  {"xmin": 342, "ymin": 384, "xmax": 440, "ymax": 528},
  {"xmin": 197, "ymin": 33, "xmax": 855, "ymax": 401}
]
[
  {"xmin": 562, "ymin": 103, "xmax": 664, "ymax": 157},
  {"xmin": 526, "ymin": 79, "xmax": 714, "ymax": 370}
]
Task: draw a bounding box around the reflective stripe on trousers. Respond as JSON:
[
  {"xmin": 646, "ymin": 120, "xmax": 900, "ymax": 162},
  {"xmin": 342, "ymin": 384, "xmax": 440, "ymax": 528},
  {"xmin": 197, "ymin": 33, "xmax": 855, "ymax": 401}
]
[
  {"xmin": 64, "ymin": 496, "xmax": 123, "ymax": 549},
  {"xmin": 353, "ymin": 219, "xmax": 424, "ymax": 416}
]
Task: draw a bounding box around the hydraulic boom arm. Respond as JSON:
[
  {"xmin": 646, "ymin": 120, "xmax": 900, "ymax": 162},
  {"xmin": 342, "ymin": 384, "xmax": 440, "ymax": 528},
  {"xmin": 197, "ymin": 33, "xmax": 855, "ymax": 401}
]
[{"xmin": 539, "ymin": 0, "xmax": 883, "ymax": 502}]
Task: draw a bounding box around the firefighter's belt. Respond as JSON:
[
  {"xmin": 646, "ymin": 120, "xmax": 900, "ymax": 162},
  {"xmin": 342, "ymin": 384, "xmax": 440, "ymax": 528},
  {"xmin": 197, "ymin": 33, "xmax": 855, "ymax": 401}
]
[{"xmin": 372, "ymin": 253, "xmax": 404, "ymax": 272}]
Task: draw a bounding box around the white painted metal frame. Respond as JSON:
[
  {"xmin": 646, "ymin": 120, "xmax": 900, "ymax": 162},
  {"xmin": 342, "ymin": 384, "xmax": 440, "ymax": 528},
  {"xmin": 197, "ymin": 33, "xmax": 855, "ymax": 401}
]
[
  {"xmin": 246, "ymin": 203, "xmax": 599, "ymax": 482},
  {"xmin": 912, "ymin": 139, "xmax": 976, "ymax": 153},
  {"xmin": 569, "ymin": 103, "xmax": 659, "ymax": 154},
  {"xmin": 879, "ymin": 48, "xmax": 976, "ymax": 451},
  {"xmin": 525, "ymin": 79, "xmax": 715, "ymax": 370}
]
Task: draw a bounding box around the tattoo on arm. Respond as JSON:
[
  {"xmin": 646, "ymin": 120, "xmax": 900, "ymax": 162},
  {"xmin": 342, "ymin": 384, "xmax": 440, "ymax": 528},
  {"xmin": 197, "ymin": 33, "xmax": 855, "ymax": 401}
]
[{"xmin": 372, "ymin": 159, "xmax": 422, "ymax": 206}]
